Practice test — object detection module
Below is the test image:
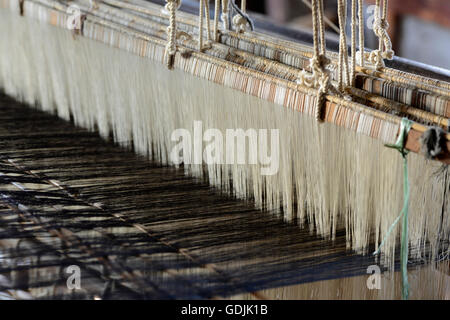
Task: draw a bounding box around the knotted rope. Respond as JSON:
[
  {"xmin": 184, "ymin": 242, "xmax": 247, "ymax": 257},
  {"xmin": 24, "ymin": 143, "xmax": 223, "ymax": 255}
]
[
  {"xmin": 198, "ymin": 0, "xmax": 212, "ymax": 51},
  {"xmin": 337, "ymin": 0, "xmax": 350, "ymax": 91},
  {"xmin": 164, "ymin": 0, "xmax": 180, "ymax": 69},
  {"xmin": 164, "ymin": 0, "xmax": 181, "ymax": 69},
  {"xmin": 368, "ymin": 0, "xmax": 394, "ymax": 70},
  {"xmin": 205, "ymin": 1, "xmax": 252, "ymax": 48},
  {"xmin": 230, "ymin": 0, "xmax": 254, "ymax": 33},
  {"xmin": 297, "ymin": 0, "xmax": 332, "ymax": 122},
  {"xmin": 302, "ymin": 0, "xmax": 361, "ymax": 87}
]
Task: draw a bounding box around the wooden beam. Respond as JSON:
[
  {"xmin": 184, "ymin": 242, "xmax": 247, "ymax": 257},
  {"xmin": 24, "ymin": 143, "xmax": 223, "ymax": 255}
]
[{"xmin": 405, "ymin": 128, "xmax": 450, "ymax": 164}]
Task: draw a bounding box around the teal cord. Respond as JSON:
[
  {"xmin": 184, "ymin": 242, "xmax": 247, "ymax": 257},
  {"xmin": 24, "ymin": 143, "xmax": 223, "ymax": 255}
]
[
  {"xmin": 374, "ymin": 118, "xmax": 412, "ymax": 300},
  {"xmin": 400, "ymin": 153, "xmax": 409, "ymax": 300}
]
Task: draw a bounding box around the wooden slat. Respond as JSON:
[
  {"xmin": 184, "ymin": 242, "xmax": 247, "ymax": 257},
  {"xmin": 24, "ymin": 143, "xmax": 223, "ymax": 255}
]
[{"xmin": 405, "ymin": 128, "xmax": 450, "ymax": 164}]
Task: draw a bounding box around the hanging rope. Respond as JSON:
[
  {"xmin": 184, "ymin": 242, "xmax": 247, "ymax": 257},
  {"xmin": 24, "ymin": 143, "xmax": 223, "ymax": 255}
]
[
  {"xmin": 221, "ymin": 0, "xmax": 230, "ymax": 30},
  {"xmin": 214, "ymin": 0, "xmax": 220, "ymax": 41},
  {"xmin": 302, "ymin": 0, "xmax": 358, "ymax": 85},
  {"xmin": 241, "ymin": 0, "xmax": 246, "ymax": 12},
  {"xmin": 369, "ymin": 0, "xmax": 394, "ymax": 70},
  {"xmin": 351, "ymin": 0, "xmax": 366, "ymax": 84},
  {"xmin": 212, "ymin": 1, "xmax": 238, "ymax": 42},
  {"xmin": 204, "ymin": 0, "xmax": 212, "ymax": 41},
  {"xmin": 374, "ymin": 118, "xmax": 412, "ymax": 300},
  {"xmin": 198, "ymin": 0, "xmax": 204, "ymax": 50},
  {"xmin": 297, "ymin": 0, "xmax": 332, "ymax": 122},
  {"xmin": 337, "ymin": 0, "xmax": 350, "ymax": 91},
  {"xmin": 164, "ymin": 0, "xmax": 180, "ymax": 69},
  {"xmin": 317, "ymin": 0, "xmax": 326, "ymax": 54},
  {"xmin": 357, "ymin": 0, "xmax": 365, "ymax": 68},
  {"xmin": 198, "ymin": 0, "xmax": 212, "ymax": 51},
  {"xmin": 350, "ymin": 0, "xmax": 357, "ymax": 86}
]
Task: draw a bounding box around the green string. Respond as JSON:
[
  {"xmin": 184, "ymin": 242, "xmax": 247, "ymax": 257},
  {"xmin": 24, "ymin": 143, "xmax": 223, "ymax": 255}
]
[{"xmin": 373, "ymin": 118, "xmax": 412, "ymax": 300}]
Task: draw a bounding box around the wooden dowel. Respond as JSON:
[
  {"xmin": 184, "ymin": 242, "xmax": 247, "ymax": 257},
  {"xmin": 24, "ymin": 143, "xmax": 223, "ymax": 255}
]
[{"xmin": 347, "ymin": 86, "xmax": 450, "ymax": 129}]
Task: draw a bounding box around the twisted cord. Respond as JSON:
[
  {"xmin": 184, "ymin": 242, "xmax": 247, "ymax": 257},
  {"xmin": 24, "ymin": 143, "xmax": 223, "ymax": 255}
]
[
  {"xmin": 370, "ymin": 0, "xmax": 394, "ymax": 70},
  {"xmin": 357, "ymin": 0, "xmax": 365, "ymax": 68},
  {"xmin": 312, "ymin": 0, "xmax": 320, "ymax": 58},
  {"xmin": 317, "ymin": 0, "xmax": 326, "ymax": 54},
  {"xmin": 350, "ymin": 0, "xmax": 357, "ymax": 86},
  {"xmin": 164, "ymin": 0, "xmax": 180, "ymax": 69},
  {"xmin": 314, "ymin": 57, "xmax": 331, "ymax": 122},
  {"xmin": 297, "ymin": 0, "xmax": 332, "ymax": 122},
  {"xmin": 198, "ymin": 0, "xmax": 204, "ymax": 50},
  {"xmin": 221, "ymin": 0, "xmax": 230, "ymax": 30},
  {"xmin": 337, "ymin": 0, "xmax": 350, "ymax": 90},
  {"xmin": 214, "ymin": 0, "xmax": 220, "ymax": 41},
  {"xmin": 204, "ymin": 0, "xmax": 211, "ymax": 41}
]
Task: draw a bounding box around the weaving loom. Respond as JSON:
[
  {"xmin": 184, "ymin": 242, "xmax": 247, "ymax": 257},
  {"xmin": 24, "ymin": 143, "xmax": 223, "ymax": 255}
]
[{"xmin": 0, "ymin": 0, "xmax": 449, "ymax": 300}]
